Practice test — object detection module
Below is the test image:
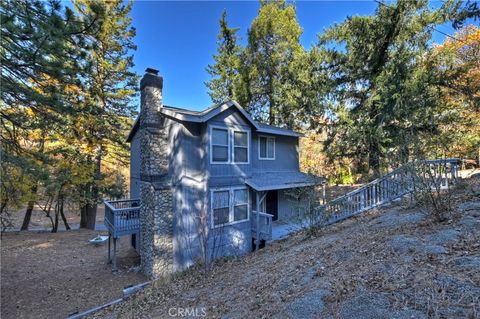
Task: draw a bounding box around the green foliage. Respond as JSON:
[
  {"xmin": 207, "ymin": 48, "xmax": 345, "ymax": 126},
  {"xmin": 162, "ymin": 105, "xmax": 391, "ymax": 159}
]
[
  {"xmin": 205, "ymin": 10, "xmax": 242, "ymax": 104},
  {"xmin": 0, "ymin": 0, "xmax": 137, "ymax": 230},
  {"xmin": 328, "ymin": 167, "xmax": 355, "ymax": 186},
  {"xmin": 206, "ymin": 1, "xmax": 324, "ymax": 129},
  {"xmin": 320, "ymin": 0, "xmax": 461, "ymax": 179}
]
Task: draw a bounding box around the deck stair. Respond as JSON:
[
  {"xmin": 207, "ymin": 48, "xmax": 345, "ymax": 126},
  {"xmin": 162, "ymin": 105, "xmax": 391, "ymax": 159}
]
[{"xmin": 316, "ymin": 158, "xmax": 461, "ymax": 225}]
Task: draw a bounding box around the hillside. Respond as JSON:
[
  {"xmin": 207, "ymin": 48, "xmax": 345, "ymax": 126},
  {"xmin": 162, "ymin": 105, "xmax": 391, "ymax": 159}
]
[{"xmin": 94, "ymin": 177, "xmax": 480, "ymax": 319}]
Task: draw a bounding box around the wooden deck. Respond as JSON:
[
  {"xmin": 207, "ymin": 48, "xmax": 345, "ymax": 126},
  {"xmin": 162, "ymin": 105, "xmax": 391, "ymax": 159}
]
[{"xmin": 104, "ymin": 199, "xmax": 140, "ymax": 271}]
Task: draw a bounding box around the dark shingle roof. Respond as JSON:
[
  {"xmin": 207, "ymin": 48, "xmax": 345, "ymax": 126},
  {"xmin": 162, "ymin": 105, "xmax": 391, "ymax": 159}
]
[{"xmin": 127, "ymin": 100, "xmax": 303, "ymax": 142}]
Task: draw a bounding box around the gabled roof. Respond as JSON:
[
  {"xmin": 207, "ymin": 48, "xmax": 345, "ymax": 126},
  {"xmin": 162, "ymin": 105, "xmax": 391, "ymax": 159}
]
[{"xmin": 127, "ymin": 100, "xmax": 303, "ymax": 142}]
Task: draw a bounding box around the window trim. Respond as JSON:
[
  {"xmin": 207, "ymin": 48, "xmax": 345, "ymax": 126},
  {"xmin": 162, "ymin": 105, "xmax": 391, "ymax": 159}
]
[
  {"xmin": 210, "ymin": 186, "xmax": 250, "ymax": 228},
  {"xmin": 232, "ymin": 129, "xmax": 250, "ymax": 164},
  {"xmin": 258, "ymin": 135, "xmax": 276, "ymax": 160},
  {"xmin": 210, "ymin": 125, "xmax": 230, "ymax": 164},
  {"xmin": 209, "ymin": 125, "xmax": 250, "ymax": 165}
]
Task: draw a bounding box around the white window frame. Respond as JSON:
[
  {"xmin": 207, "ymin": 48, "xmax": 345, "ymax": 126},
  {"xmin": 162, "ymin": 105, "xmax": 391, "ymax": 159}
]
[
  {"xmin": 258, "ymin": 135, "xmax": 276, "ymax": 160},
  {"xmin": 210, "ymin": 186, "xmax": 250, "ymax": 228},
  {"xmin": 210, "ymin": 125, "xmax": 230, "ymax": 164},
  {"xmin": 209, "ymin": 125, "xmax": 250, "ymax": 165},
  {"xmin": 232, "ymin": 129, "xmax": 250, "ymax": 164}
]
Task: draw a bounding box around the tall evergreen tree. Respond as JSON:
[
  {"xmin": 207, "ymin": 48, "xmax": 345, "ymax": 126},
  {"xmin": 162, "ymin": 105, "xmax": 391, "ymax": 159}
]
[
  {"xmin": 73, "ymin": 0, "xmax": 138, "ymax": 229},
  {"xmin": 0, "ymin": 0, "xmax": 93, "ymax": 228},
  {"xmin": 205, "ymin": 10, "xmax": 241, "ymax": 104},
  {"xmin": 320, "ymin": 0, "xmax": 456, "ymax": 178},
  {"xmin": 242, "ymin": 0, "xmax": 305, "ymax": 127}
]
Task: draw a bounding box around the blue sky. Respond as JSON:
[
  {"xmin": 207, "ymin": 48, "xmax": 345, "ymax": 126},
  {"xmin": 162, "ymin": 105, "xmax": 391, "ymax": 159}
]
[{"xmin": 130, "ymin": 1, "xmax": 457, "ymax": 111}]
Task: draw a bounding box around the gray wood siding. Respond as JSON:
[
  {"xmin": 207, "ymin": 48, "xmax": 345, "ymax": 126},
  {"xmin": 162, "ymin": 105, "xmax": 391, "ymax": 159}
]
[
  {"xmin": 205, "ymin": 107, "xmax": 300, "ymax": 189},
  {"xmin": 135, "ymin": 106, "xmax": 303, "ymax": 270},
  {"xmin": 277, "ymin": 189, "xmax": 308, "ymax": 220},
  {"xmin": 168, "ymin": 119, "xmax": 214, "ymax": 271},
  {"xmin": 206, "ymin": 183, "xmax": 252, "ymax": 257},
  {"xmin": 252, "ymin": 133, "xmax": 299, "ymax": 172},
  {"xmin": 129, "ymin": 132, "xmax": 141, "ymax": 199},
  {"xmin": 206, "ymin": 108, "xmax": 253, "ymax": 184}
]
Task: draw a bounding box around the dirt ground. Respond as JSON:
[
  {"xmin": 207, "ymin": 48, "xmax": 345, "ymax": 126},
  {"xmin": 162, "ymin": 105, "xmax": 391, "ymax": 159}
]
[
  {"xmin": 6, "ymin": 204, "xmax": 105, "ymax": 232},
  {"xmin": 92, "ymin": 176, "xmax": 480, "ymax": 319},
  {"xmin": 1, "ymin": 229, "xmax": 146, "ymax": 319}
]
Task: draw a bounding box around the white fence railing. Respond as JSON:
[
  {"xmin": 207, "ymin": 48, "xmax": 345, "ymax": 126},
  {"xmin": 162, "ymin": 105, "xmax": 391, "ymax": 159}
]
[
  {"xmin": 104, "ymin": 199, "xmax": 141, "ymax": 238},
  {"xmin": 251, "ymin": 211, "xmax": 274, "ymax": 241},
  {"xmin": 316, "ymin": 158, "xmax": 461, "ymax": 225}
]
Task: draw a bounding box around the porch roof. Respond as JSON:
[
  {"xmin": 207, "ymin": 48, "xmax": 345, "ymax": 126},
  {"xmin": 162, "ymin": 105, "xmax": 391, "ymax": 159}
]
[{"xmin": 245, "ymin": 171, "xmax": 324, "ymax": 192}]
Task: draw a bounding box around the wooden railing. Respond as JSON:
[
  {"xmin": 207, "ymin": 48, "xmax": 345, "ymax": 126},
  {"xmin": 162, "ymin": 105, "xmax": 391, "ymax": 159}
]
[
  {"xmin": 251, "ymin": 211, "xmax": 274, "ymax": 241},
  {"xmin": 104, "ymin": 199, "xmax": 141, "ymax": 238},
  {"xmin": 316, "ymin": 158, "xmax": 461, "ymax": 225}
]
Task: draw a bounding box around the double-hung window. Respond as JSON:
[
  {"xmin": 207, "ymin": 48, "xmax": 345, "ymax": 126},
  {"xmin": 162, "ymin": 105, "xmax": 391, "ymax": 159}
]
[
  {"xmin": 211, "ymin": 187, "xmax": 249, "ymax": 227},
  {"xmin": 210, "ymin": 126, "xmax": 249, "ymax": 164},
  {"xmin": 233, "ymin": 189, "xmax": 248, "ymax": 221},
  {"xmin": 212, "ymin": 190, "xmax": 230, "ymax": 226},
  {"xmin": 259, "ymin": 136, "xmax": 275, "ymax": 160},
  {"xmin": 211, "ymin": 128, "xmax": 229, "ymax": 163},
  {"xmin": 233, "ymin": 131, "xmax": 249, "ymax": 163}
]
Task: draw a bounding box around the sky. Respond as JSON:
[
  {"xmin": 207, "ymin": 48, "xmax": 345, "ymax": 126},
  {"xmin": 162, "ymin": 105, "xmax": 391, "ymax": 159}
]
[{"xmin": 130, "ymin": 1, "xmax": 458, "ymax": 111}]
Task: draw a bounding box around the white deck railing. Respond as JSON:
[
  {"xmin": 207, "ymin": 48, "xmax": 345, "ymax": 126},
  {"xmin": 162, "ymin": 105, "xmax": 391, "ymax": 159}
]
[
  {"xmin": 251, "ymin": 211, "xmax": 274, "ymax": 241},
  {"xmin": 316, "ymin": 158, "xmax": 460, "ymax": 225},
  {"xmin": 104, "ymin": 199, "xmax": 141, "ymax": 238}
]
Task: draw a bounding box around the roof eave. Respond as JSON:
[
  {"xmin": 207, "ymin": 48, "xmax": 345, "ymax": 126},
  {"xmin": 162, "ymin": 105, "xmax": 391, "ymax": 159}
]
[
  {"xmin": 126, "ymin": 117, "xmax": 140, "ymax": 142},
  {"xmin": 245, "ymin": 181, "xmax": 316, "ymax": 192},
  {"xmin": 256, "ymin": 127, "xmax": 304, "ymax": 137}
]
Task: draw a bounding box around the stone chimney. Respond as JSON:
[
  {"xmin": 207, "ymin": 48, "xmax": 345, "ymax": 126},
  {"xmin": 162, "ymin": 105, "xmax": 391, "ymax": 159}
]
[{"xmin": 139, "ymin": 68, "xmax": 174, "ymax": 278}]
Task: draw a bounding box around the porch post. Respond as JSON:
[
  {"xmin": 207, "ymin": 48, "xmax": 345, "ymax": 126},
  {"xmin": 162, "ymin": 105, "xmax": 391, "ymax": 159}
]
[{"xmin": 255, "ymin": 191, "xmax": 260, "ymax": 250}]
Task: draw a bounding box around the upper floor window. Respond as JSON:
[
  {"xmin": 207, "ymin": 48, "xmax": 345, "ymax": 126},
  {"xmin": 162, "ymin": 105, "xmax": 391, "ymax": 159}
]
[
  {"xmin": 211, "ymin": 128, "xmax": 229, "ymax": 163},
  {"xmin": 210, "ymin": 126, "xmax": 249, "ymax": 164},
  {"xmin": 233, "ymin": 131, "xmax": 249, "ymax": 163},
  {"xmin": 259, "ymin": 136, "xmax": 275, "ymax": 160}
]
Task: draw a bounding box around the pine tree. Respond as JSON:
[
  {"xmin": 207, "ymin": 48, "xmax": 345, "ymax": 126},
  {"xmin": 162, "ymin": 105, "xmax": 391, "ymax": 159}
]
[
  {"xmin": 320, "ymin": 1, "xmax": 456, "ymax": 178},
  {"xmin": 205, "ymin": 10, "xmax": 242, "ymax": 104},
  {"xmin": 73, "ymin": 0, "xmax": 138, "ymax": 229},
  {"xmin": 243, "ymin": 0, "xmax": 305, "ymax": 127},
  {"xmin": 0, "ymin": 0, "xmax": 93, "ymax": 229}
]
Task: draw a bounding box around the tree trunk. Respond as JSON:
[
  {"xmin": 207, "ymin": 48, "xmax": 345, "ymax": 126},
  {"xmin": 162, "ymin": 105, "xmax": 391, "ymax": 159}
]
[
  {"xmin": 21, "ymin": 185, "xmax": 38, "ymax": 231},
  {"xmin": 52, "ymin": 200, "xmax": 59, "ymax": 233},
  {"xmin": 80, "ymin": 204, "xmax": 88, "ymax": 228},
  {"xmin": 59, "ymin": 196, "xmax": 70, "ymax": 230},
  {"xmin": 85, "ymin": 202, "xmax": 97, "ymax": 230},
  {"xmin": 0, "ymin": 200, "xmax": 7, "ymax": 214},
  {"xmin": 21, "ymin": 137, "xmax": 44, "ymax": 231},
  {"xmin": 82, "ymin": 145, "xmax": 102, "ymax": 230}
]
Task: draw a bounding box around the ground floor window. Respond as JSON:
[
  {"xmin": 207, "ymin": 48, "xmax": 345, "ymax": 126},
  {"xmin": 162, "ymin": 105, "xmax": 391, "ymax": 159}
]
[{"xmin": 211, "ymin": 187, "xmax": 249, "ymax": 227}]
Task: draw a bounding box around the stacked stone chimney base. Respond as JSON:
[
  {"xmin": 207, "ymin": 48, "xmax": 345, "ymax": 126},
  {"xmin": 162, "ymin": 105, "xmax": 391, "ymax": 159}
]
[{"xmin": 140, "ymin": 182, "xmax": 173, "ymax": 278}]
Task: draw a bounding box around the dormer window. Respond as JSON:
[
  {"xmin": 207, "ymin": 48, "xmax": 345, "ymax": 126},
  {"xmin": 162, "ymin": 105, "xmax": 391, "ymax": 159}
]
[{"xmin": 259, "ymin": 136, "xmax": 275, "ymax": 160}]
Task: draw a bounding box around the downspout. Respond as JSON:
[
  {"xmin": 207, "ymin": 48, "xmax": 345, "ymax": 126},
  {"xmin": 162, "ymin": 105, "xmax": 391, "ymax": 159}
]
[{"xmin": 256, "ymin": 191, "xmax": 260, "ymax": 250}]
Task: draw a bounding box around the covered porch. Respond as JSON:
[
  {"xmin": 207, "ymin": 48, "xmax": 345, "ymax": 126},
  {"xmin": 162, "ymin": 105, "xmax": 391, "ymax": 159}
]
[{"xmin": 246, "ymin": 172, "xmax": 324, "ymax": 249}]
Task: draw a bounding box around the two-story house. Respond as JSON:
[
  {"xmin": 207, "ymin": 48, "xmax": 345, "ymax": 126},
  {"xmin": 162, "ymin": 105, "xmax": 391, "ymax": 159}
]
[{"xmin": 105, "ymin": 68, "xmax": 319, "ymax": 278}]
